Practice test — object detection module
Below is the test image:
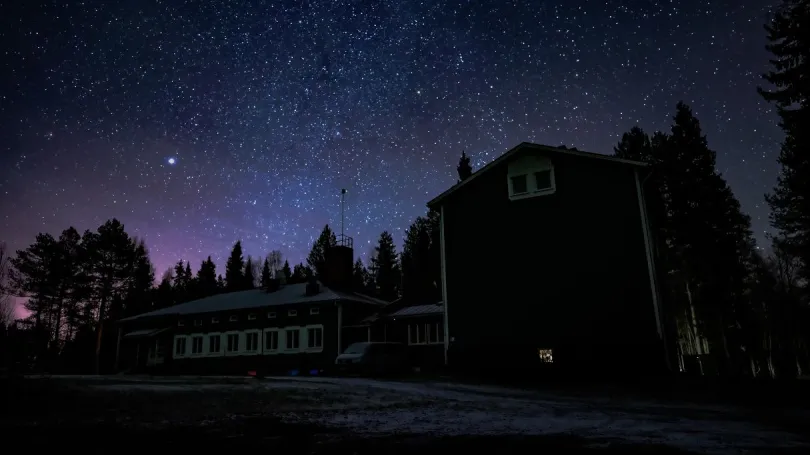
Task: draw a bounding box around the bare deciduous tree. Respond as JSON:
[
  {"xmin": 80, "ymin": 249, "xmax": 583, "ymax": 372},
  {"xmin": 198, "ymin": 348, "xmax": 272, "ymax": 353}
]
[
  {"xmin": 266, "ymin": 250, "xmax": 283, "ymax": 278},
  {"xmin": 0, "ymin": 242, "xmax": 17, "ymax": 327}
]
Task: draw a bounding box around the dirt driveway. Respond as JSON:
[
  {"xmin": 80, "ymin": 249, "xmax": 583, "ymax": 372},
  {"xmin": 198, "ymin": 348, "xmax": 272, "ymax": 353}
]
[{"xmin": 4, "ymin": 375, "xmax": 808, "ymax": 454}]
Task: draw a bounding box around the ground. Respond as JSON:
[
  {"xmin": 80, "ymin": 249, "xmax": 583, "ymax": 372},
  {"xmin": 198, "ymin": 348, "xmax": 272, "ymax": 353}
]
[{"xmin": 4, "ymin": 375, "xmax": 809, "ymax": 454}]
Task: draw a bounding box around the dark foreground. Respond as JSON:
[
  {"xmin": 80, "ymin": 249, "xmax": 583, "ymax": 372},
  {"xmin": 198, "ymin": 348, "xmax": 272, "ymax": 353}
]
[{"xmin": 3, "ymin": 375, "xmax": 808, "ymax": 454}]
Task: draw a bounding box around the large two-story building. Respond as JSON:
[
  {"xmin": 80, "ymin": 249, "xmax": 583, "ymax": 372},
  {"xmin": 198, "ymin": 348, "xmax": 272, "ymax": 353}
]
[{"xmin": 427, "ymin": 143, "xmax": 671, "ymax": 375}]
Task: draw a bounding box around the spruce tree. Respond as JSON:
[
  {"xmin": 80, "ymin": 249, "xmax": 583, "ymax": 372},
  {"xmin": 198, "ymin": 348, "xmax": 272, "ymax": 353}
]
[
  {"xmin": 123, "ymin": 239, "xmax": 155, "ymax": 317},
  {"xmin": 402, "ymin": 216, "xmax": 436, "ymax": 301},
  {"xmin": 195, "ymin": 256, "xmax": 218, "ymax": 298},
  {"xmin": 352, "ymin": 258, "xmax": 368, "ymax": 293},
  {"xmin": 758, "ymin": 0, "xmax": 810, "ymax": 286},
  {"xmin": 260, "ymin": 258, "xmax": 271, "ymax": 289},
  {"xmin": 371, "ymin": 231, "xmax": 401, "ymax": 301},
  {"xmin": 307, "ymin": 225, "xmax": 337, "ymax": 278},
  {"xmin": 457, "ymin": 150, "xmax": 472, "ymax": 181},
  {"xmin": 243, "ymin": 256, "xmax": 256, "ymax": 290},
  {"xmin": 282, "ymin": 260, "xmax": 292, "ymax": 283},
  {"xmin": 291, "ymin": 263, "xmax": 308, "ymax": 283},
  {"xmin": 225, "ymin": 241, "xmax": 245, "ymax": 291}
]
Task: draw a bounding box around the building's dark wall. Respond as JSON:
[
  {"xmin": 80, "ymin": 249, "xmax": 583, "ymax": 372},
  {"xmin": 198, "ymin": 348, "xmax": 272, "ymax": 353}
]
[
  {"xmin": 119, "ymin": 299, "xmax": 383, "ymax": 375},
  {"xmin": 441, "ymin": 150, "xmax": 664, "ymax": 375}
]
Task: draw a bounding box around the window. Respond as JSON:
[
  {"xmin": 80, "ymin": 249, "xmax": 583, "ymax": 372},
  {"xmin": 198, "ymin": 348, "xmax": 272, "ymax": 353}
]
[
  {"xmin": 245, "ymin": 332, "xmax": 259, "ymax": 352},
  {"xmin": 507, "ymin": 155, "xmax": 555, "ymax": 200},
  {"xmin": 191, "ymin": 336, "xmax": 203, "ymax": 354},
  {"xmin": 177, "ymin": 320, "xmax": 185, "ymax": 327},
  {"xmin": 211, "ymin": 317, "xmax": 220, "ymax": 324},
  {"xmin": 248, "ymin": 313, "xmax": 257, "ymax": 320},
  {"xmin": 229, "ymin": 315, "xmax": 238, "ymax": 322},
  {"xmin": 307, "ymin": 326, "xmax": 323, "ymax": 349},
  {"xmin": 510, "ymin": 174, "xmax": 528, "ymax": 194},
  {"xmin": 534, "ymin": 170, "xmax": 552, "ymax": 191},
  {"xmin": 209, "ymin": 334, "xmax": 221, "ymax": 353},
  {"xmin": 265, "ymin": 330, "xmax": 279, "ymax": 351},
  {"xmin": 226, "ymin": 333, "xmax": 239, "ymax": 352},
  {"xmin": 310, "ymin": 307, "xmax": 320, "ymax": 315},
  {"xmin": 408, "ymin": 323, "xmax": 444, "ymax": 345},
  {"xmin": 288, "ymin": 310, "xmax": 297, "ymax": 317},
  {"xmin": 285, "ymin": 329, "xmax": 300, "ymax": 350},
  {"xmin": 267, "ymin": 312, "xmax": 277, "ymax": 319},
  {"xmin": 194, "ymin": 319, "xmax": 202, "ymax": 327},
  {"xmin": 175, "ymin": 337, "xmax": 187, "ymax": 356}
]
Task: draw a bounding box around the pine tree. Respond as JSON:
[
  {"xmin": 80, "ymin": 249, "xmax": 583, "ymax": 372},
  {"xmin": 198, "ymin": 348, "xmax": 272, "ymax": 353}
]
[
  {"xmin": 216, "ymin": 274, "xmax": 225, "ymax": 291},
  {"xmin": 82, "ymin": 218, "xmax": 135, "ymax": 374},
  {"xmin": 371, "ymin": 231, "xmax": 400, "ymax": 301},
  {"xmin": 291, "ymin": 263, "xmax": 308, "ymax": 284},
  {"xmin": 123, "ymin": 239, "xmax": 155, "ymax": 317},
  {"xmin": 173, "ymin": 260, "xmax": 190, "ymax": 303},
  {"xmin": 282, "ymin": 260, "xmax": 292, "ymax": 283},
  {"xmin": 195, "ymin": 256, "xmax": 218, "ymax": 298},
  {"xmin": 225, "ymin": 241, "xmax": 245, "ymax": 291},
  {"xmin": 260, "ymin": 258, "xmax": 271, "ymax": 289},
  {"xmin": 352, "ymin": 258, "xmax": 368, "ymax": 293},
  {"xmin": 307, "ymin": 225, "xmax": 337, "ymax": 279},
  {"xmin": 154, "ymin": 268, "xmax": 175, "ymax": 309},
  {"xmin": 402, "ymin": 215, "xmax": 437, "ymax": 302},
  {"xmin": 10, "ymin": 233, "xmax": 60, "ymax": 348},
  {"xmin": 243, "ymin": 256, "xmax": 256, "ymax": 290},
  {"xmin": 758, "ymin": 0, "xmax": 810, "ymax": 286},
  {"xmin": 457, "ymin": 150, "xmax": 472, "ymax": 181}
]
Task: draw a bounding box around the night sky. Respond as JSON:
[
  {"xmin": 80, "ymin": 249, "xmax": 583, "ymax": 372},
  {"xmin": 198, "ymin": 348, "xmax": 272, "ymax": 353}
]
[{"xmin": 1, "ymin": 1, "xmax": 781, "ymax": 285}]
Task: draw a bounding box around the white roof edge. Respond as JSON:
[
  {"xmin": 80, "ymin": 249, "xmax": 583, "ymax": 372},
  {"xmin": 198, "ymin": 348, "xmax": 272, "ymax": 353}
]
[{"xmin": 427, "ymin": 142, "xmax": 648, "ymax": 208}]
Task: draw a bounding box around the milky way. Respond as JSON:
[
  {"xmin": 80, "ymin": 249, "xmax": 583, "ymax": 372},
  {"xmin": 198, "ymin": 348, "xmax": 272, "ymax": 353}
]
[{"xmin": 0, "ymin": 0, "xmax": 783, "ymax": 279}]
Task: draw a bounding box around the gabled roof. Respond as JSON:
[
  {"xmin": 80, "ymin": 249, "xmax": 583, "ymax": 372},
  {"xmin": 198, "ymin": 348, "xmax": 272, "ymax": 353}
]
[
  {"xmin": 427, "ymin": 142, "xmax": 648, "ymax": 208},
  {"xmin": 119, "ymin": 282, "xmax": 385, "ymax": 322}
]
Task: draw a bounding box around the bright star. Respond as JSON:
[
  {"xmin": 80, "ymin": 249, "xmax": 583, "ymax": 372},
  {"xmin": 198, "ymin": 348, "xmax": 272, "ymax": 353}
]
[{"xmin": 167, "ymin": 157, "xmax": 176, "ymax": 165}]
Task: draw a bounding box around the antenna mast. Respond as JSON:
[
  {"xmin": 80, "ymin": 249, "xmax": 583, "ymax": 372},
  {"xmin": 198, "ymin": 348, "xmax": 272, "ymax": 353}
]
[{"xmin": 340, "ymin": 188, "xmax": 347, "ymax": 238}]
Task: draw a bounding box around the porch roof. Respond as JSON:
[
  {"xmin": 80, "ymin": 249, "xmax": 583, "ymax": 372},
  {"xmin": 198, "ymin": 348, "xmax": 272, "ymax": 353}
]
[
  {"xmin": 389, "ymin": 304, "xmax": 444, "ymax": 318},
  {"xmin": 124, "ymin": 327, "xmax": 169, "ymax": 338}
]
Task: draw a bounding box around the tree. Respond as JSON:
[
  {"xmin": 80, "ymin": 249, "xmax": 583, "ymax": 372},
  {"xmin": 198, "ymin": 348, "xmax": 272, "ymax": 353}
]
[
  {"xmin": 216, "ymin": 274, "xmax": 225, "ymax": 290},
  {"xmin": 173, "ymin": 260, "xmax": 191, "ymax": 303},
  {"xmin": 282, "ymin": 260, "xmax": 292, "ymax": 283},
  {"xmin": 401, "ymin": 215, "xmax": 440, "ymax": 302},
  {"xmin": 82, "ymin": 219, "xmax": 135, "ymax": 374},
  {"xmin": 225, "ymin": 241, "xmax": 245, "ymax": 291},
  {"xmin": 370, "ymin": 231, "xmax": 401, "ymax": 301},
  {"xmin": 260, "ymin": 258, "xmax": 271, "ymax": 289},
  {"xmin": 457, "ymin": 150, "xmax": 472, "ymax": 181},
  {"xmin": 291, "ymin": 263, "xmax": 309, "ymax": 284},
  {"xmin": 0, "ymin": 242, "xmax": 15, "ymax": 328},
  {"xmin": 196, "ymin": 256, "xmax": 218, "ymax": 298},
  {"xmin": 266, "ymin": 250, "xmax": 283, "ymax": 278},
  {"xmin": 352, "ymin": 258, "xmax": 369, "ymax": 293},
  {"xmin": 307, "ymin": 225, "xmax": 337, "ymax": 279},
  {"xmin": 122, "ymin": 239, "xmax": 155, "ymax": 318},
  {"xmin": 243, "ymin": 256, "xmax": 256, "ymax": 290},
  {"xmin": 154, "ymin": 269, "xmax": 175, "ymax": 310},
  {"xmin": 758, "ymin": 0, "xmax": 810, "ymax": 288}
]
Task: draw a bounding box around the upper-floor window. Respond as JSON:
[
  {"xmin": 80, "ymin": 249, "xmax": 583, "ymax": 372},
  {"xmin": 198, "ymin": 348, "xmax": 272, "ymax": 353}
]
[
  {"xmin": 507, "ymin": 155, "xmax": 556, "ymax": 200},
  {"xmin": 310, "ymin": 307, "xmax": 320, "ymax": 315},
  {"xmin": 248, "ymin": 313, "xmax": 257, "ymax": 320},
  {"xmin": 288, "ymin": 310, "xmax": 298, "ymax": 317},
  {"xmin": 194, "ymin": 319, "xmax": 203, "ymax": 327},
  {"xmin": 229, "ymin": 315, "xmax": 238, "ymax": 322},
  {"xmin": 211, "ymin": 317, "xmax": 220, "ymax": 324}
]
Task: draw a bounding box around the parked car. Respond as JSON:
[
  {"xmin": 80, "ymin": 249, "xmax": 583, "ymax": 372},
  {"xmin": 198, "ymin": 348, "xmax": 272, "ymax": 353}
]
[{"xmin": 334, "ymin": 342, "xmax": 408, "ymax": 376}]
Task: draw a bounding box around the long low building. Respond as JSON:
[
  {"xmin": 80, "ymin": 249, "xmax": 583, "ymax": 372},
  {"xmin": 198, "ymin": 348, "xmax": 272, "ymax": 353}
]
[{"xmin": 116, "ymin": 239, "xmax": 386, "ymax": 375}]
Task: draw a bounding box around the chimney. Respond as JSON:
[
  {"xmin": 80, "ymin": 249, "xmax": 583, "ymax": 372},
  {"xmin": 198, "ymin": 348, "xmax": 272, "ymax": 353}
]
[{"xmin": 324, "ymin": 234, "xmax": 353, "ymax": 291}]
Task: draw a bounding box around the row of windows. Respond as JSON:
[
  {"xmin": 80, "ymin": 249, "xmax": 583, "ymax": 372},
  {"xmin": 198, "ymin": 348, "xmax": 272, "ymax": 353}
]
[
  {"xmin": 407, "ymin": 322, "xmax": 445, "ymax": 346},
  {"xmin": 178, "ymin": 307, "xmax": 320, "ymax": 327},
  {"xmin": 509, "ymin": 169, "xmax": 554, "ymax": 197},
  {"xmin": 174, "ymin": 325, "xmax": 324, "ymax": 358}
]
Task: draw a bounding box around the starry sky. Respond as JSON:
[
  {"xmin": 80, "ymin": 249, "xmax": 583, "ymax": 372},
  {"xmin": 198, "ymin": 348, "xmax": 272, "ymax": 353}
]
[{"xmin": 1, "ymin": 0, "xmax": 782, "ymax": 288}]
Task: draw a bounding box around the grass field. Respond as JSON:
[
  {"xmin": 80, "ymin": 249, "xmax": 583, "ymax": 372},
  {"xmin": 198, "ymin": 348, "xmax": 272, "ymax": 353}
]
[{"xmin": 3, "ymin": 375, "xmax": 808, "ymax": 454}]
